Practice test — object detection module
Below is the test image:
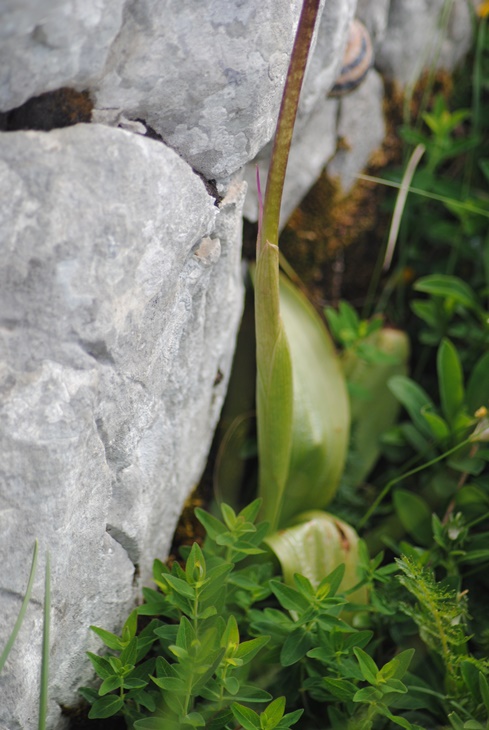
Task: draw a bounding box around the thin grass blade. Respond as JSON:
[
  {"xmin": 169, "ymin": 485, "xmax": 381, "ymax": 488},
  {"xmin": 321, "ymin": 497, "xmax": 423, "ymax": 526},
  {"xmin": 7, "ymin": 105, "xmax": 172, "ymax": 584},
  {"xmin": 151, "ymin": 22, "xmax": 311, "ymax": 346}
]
[{"xmin": 0, "ymin": 539, "xmax": 39, "ymax": 674}]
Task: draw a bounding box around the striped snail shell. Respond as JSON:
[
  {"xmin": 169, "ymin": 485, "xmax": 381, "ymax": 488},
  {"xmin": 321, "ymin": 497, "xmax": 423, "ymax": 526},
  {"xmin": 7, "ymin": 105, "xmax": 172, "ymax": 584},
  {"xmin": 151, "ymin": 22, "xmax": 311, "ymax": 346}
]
[{"xmin": 329, "ymin": 19, "xmax": 373, "ymax": 97}]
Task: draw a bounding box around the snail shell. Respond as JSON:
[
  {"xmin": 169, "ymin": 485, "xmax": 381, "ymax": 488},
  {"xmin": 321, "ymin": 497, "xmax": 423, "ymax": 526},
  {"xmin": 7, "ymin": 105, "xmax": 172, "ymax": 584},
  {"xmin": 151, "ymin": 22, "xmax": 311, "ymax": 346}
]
[{"xmin": 329, "ymin": 19, "xmax": 373, "ymax": 97}]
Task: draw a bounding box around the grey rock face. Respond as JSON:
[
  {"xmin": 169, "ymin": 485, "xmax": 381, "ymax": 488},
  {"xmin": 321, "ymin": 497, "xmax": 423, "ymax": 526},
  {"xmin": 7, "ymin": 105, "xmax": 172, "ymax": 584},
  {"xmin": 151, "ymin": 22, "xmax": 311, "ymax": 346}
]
[
  {"xmin": 244, "ymin": 0, "xmax": 476, "ymax": 226},
  {"xmin": 93, "ymin": 0, "xmax": 307, "ymax": 180},
  {"xmin": 0, "ymin": 0, "xmax": 126, "ymax": 111},
  {"xmin": 0, "ymin": 123, "xmax": 245, "ymax": 728},
  {"xmin": 326, "ymin": 69, "xmax": 385, "ymax": 192},
  {"xmin": 370, "ymin": 0, "xmax": 474, "ymax": 86},
  {"xmin": 242, "ymin": 0, "xmax": 357, "ymax": 224}
]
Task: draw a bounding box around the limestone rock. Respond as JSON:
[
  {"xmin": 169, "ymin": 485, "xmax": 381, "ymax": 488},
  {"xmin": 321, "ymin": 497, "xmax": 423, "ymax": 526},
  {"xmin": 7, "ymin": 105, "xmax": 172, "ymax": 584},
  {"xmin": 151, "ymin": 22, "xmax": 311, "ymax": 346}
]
[
  {"xmin": 93, "ymin": 0, "xmax": 308, "ymax": 180},
  {"xmin": 0, "ymin": 0, "xmax": 125, "ymax": 111},
  {"xmin": 242, "ymin": 0, "xmax": 356, "ymax": 225},
  {"xmin": 373, "ymin": 0, "xmax": 474, "ymax": 86},
  {"xmin": 0, "ymin": 123, "xmax": 245, "ymax": 728},
  {"xmin": 326, "ymin": 69, "xmax": 385, "ymax": 193}
]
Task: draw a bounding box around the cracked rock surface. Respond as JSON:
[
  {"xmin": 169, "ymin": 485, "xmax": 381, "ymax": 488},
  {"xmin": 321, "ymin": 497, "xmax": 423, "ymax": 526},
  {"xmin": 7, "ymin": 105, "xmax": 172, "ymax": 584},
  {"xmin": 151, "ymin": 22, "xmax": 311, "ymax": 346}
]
[{"xmin": 0, "ymin": 123, "xmax": 245, "ymax": 728}]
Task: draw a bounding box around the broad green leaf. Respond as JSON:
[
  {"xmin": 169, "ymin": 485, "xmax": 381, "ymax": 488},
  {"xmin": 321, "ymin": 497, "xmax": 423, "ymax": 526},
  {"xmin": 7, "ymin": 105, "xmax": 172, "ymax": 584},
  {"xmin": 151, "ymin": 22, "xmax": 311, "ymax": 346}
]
[
  {"xmin": 235, "ymin": 635, "xmax": 270, "ymax": 663},
  {"xmin": 281, "ymin": 627, "xmax": 313, "ymax": 666},
  {"xmin": 277, "ymin": 708, "xmax": 304, "ymax": 728},
  {"xmin": 437, "ymin": 339, "xmax": 465, "ymax": 427},
  {"xmin": 353, "ymin": 647, "xmax": 379, "ymax": 685},
  {"xmin": 414, "ymin": 275, "xmax": 480, "ymax": 311},
  {"xmin": 184, "ymin": 712, "xmax": 206, "ymax": 727},
  {"xmin": 379, "ymin": 649, "xmax": 415, "ymax": 681},
  {"xmin": 269, "ymin": 580, "xmax": 310, "ymax": 613},
  {"xmin": 99, "ymin": 675, "xmax": 122, "ymax": 695},
  {"xmin": 480, "ymin": 672, "xmax": 489, "ymax": 714},
  {"xmin": 134, "ymin": 719, "xmax": 168, "ymax": 730},
  {"xmin": 420, "ymin": 408, "xmax": 450, "ymax": 442},
  {"xmin": 223, "ymin": 676, "xmax": 240, "ymax": 695},
  {"xmin": 262, "ymin": 696, "xmax": 286, "ymax": 728},
  {"xmin": 276, "ymin": 272, "xmax": 350, "ymax": 526},
  {"xmin": 388, "ymin": 376, "xmax": 434, "ymax": 437},
  {"xmin": 185, "ymin": 542, "xmax": 205, "ymax": 584},
  {"xmin": 120, "ymin": 637, "xmax": 137, "ymax": 667},
  {"xmin": 466, "ymin": 351, "xmax": 489, "ymax": 414},
  {"xmin": 239, "ymin": 499, "xmax": 263, "ymax": 524},
  {"xmin": 90, "ymin": 626, "xmax": 125, "ymax": 651},
  {"xmin": 122, "ymin": 609, "xmax": 138, "ymax": 643},
  {"xmin": 393, "ymin": 490, "xmax": 432, "ymax": 545},
  {"xmin": 123, "ymin": 677, "xmax": 148, "ymax": 690},
  {"xmin": 194, "ymin": 509, "xmax": 226, "ymax": 540},
  {"xmin": 232, "ymin": 702, "xmax": 261, "ymax": 730},
  {"xmin": 342, "ymin": 328, "xmax": 409, "ymax": 487},
  {"xmin": 265, "ymin": 512, "xmax": 367, "ymax": 605},
  {"xmin": 162, "ymin": 574, "xmax": 196, "ymax": 600},
  {"xmin": 353, "ymin": 686, "xmax": 383, "ymax": 702},
  {"xmin": 88, "ymin": 695, "xmax": 124, "ymax": 719},
  {"xmin": 322, "ymin": 677, "xmax": 357, "ymax": 700},
  {"xmin": 382, "ymin": 678, "xmax": 408, "ymax": 694},
  {"xmin": 151, "ymin": 675, "xmax": 185, "ymax": 692},
  {"xmin": 86, "ymin": 652, "xmax": 113, "ymax": 680}
]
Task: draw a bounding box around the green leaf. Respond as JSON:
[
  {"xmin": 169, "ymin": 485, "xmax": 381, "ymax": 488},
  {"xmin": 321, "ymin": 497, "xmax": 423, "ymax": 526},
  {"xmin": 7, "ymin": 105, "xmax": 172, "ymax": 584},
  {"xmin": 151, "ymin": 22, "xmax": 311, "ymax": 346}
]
[
  {"xmin": 275, "ymin": 272, "xmax": 350, "ymax": 526},
  {"xmin": 0, "ymin": 540, "xmax": 38, "ymax": 675},
  {"xmin": 466, "ymin": 351, "xmax": 489, "ymax": 414},
  {"xmin": 353, "ymin": 647, "xmax": 379, "ymax": 685},
  {"xmin": 90, "ymin": 626, "xmax": 125, "ymax": 651},
  {"xmin": 262, "ymin": 697, "xmax": 286, "ymax": 729},
  {"xmin": 265, "ymin": 513, "xmax": 366, "ymax": 606},
  {"xmin": 194, "ymin": 509, "xmax": 226, "ymax": 540},
  {"xmin": 86, "ymin": 652, "xmax": 113, "ymax": 680},
  {"xmin": 120, "ymin": 637, "xmax": 138, "ymax": 667},
  {"xmin": 239, "ymin": 499, "xmax": 263, "ymax": 524},
  {"xmin": 185, "ymin": 542, "xmax": 206, "ymax": 584},
  {"xmin": 123, "ymin": 677, "xmax": 148, "ymax": 690},
  {"xmin": 480, "ymin": 672, "xmax": 489, "ymax": 714},
  {"xmin": 223, "ymin": 676, "xmax": 240, "ymax": 695},
  {"xmin": 277, "ymin": 709, "xmax": 304, "ymax": 728},
  {"xmin": 162, "ymin": 574, "xmax": 196, "ymax": 600},
  {"xmin": 322, "ymin": 677, "xmax": 358, "ymax": 700},
  {"xmin": 88, "ymin": 695, "xmax": 125, "ymax": 719},
  {"xmin": 414, "ymin": 275, "xmax": 480, "ymax": 311},
  {"xmin": 420, "ymin": 408, "xmax": 450, "ymax": 442},
  {"xmin": 382, "ymin": 678, "xmax": 408, "ymax": 694},
  {"xmin": 151, "ymin": 675, "xmax": 185, "ymax": 692},
  {"xmin": 235, "ymin": 635, "xmax": 270, "ymax": 663},
  {"xmin": 437, "ymin": 339, "xmax": 465, "ymax": 426},
  {"xmin": 281, "ymin": 628, "xmax": 313, "ymax": 666},
  {"xmin": 388, "ymin": 376, "xmax": 434, "ymax": 437},
  {"xmin": 393, "ymin": 490, "xmax": 432, "ymax": 545},
  {"xmin": 134, "ymin": 719, "xmax": 168, "ymax": 730},
  {"xmin": 353, "ymin": 686, "xmax": 383, "ymax": 703},
  {"xmin": 232, "ymin": 703, "xmax": 261, "ymax": 730},
  {"xmin": 269, "ymin": 580, "xmax": 310, "ymax": 613},
  {"xmin": 122, "ymin": 609, "xmax": 138, "ymax": 643},
  {"xmin": 379, "ymin": 649, "xmax": 415, "ymax": 681},
  {"xmin": 99, "ymin": 675, "xmax": 122, "ymax": 695},
  {"xmin": 184, "ymin": 712, "xmax": 206, "ymax": 727},
  {"xmin": 254, "ymin": 244, "xmax": 294, "ymax": 534},
  {"xmin": 341, "ymin": 327, "xmax": 410, "ymax": 487}
]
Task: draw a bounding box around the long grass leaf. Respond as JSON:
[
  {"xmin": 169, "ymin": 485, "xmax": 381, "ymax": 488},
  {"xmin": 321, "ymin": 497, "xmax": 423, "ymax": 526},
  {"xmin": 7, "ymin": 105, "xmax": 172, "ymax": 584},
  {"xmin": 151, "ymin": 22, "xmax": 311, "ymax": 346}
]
[
  {"xmin": 0, "ymin": 539, "xmax": 39, "ymax": 674},
  {"xmin": 38, "ymin": 552, "xmax": 50, "ymax": 730},
  {"xmin": 357, "ymin": 174, "xmax": 489, "ymax": 218}
]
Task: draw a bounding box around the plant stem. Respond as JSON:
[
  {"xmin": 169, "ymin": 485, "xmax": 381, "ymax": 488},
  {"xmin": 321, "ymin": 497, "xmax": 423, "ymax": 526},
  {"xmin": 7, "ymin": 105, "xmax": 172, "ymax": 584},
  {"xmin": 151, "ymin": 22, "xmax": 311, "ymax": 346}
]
[
  {"xmin": 259, "ymin": 0, "xmax": 320, "ymax": 251},
  {"xmin": 358, "ymin": 437, "xmax": 474, "ymax": 529}
]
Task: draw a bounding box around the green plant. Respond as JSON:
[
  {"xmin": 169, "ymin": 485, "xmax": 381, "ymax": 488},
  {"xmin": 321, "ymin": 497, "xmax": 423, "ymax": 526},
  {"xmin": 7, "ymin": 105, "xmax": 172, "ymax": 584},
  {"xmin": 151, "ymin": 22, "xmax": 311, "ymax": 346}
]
[{"xmin": 0, "ymin": 541, "xmax": 51, "ymax": 730}]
